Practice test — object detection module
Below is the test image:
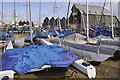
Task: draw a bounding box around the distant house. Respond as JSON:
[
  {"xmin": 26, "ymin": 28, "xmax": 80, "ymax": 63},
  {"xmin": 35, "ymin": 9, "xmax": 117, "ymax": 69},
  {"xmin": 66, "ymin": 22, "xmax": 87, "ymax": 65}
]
[
  {"xmin": 43, "ymin": 17, "xmax": 68, "ymax": 29},
  {"xmin": 69, "ymin": 4, "xmax": 120, "ymax": 29},
  {"xmin": 50, "ymin": 17, "xmax": 55, "ymax": 26},
  {"xmin": 61, "ymin": 17, "xmax": 67, "ymax": 29},
  {"xmin": 55, "ymin": 17, "xmax": 61, "ymax": 26},
  {"xmin": 43, "ymin": 17, "xmax": 49, "ymax": 26}
]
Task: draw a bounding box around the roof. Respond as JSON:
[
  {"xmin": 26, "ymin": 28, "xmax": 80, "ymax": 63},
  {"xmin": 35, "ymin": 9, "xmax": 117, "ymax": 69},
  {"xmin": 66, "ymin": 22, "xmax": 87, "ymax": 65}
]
[{"xmin": 73, "ymin": 4, "xmax": 111, "ymax": 15}]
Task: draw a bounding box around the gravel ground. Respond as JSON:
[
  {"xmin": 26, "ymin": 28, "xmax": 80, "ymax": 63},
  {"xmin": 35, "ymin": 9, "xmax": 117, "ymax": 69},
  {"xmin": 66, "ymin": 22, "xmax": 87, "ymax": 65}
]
[{"xmin": 14, "ymin": 59, "xmax": 120, "ymax": 80}]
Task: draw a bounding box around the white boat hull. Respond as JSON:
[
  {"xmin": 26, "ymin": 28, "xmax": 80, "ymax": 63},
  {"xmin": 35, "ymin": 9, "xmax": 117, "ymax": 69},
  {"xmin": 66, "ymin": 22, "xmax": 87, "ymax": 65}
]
[
  {"xmin": 99, "ymin": 38, "xmax": 120, "ymax": 51},
  {"xmin": 36, "ymin": 38, "xmax": 96, "ymax": 78},
  {"xmin": 14, "ymin": 38, "xmax": 24, "ymax": 47},
  {"xmin": 0, "ymin": 70, "xmax": 15, "ymax": 80},
  {"xmin": 72, "ymin": 59, "xmax": 96, "ymax": 79},
  {"xmin": 2, "ymin": 39, "xmax": 96, "ymax": 79},
  {"xmin": 61, "ymin": 44, "xmax": 112, "ymax": 62}
]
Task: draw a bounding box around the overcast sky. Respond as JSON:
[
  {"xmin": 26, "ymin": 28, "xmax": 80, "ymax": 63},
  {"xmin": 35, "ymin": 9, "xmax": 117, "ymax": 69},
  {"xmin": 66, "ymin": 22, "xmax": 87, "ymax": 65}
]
[{"xmin": 0, "ymin": 0, "xmax": 119, "ymax": 24}]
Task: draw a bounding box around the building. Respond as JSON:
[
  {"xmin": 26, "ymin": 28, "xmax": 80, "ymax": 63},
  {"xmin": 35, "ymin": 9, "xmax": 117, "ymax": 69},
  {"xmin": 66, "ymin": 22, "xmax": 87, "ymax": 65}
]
[
  {"xmin": 43, "ymin": 17, "xmax": 68, "ymax": 29},
  {"xmin": 50, "ymin": 17, "xmax": 55, "ymax": 26},
  {"xmin": 61, "ymin": 17, "xmax": 67, "ymax": 29},
  {"xmin": 114, "ymin": 1, "xmax": 120, "ymax": 36},
  {"xmin": 43, "ymin": 17, "xmax": 49, "ymax": 26},
  {"xmin": 69, "ymin": 4, "xmax": 120, "ymax": 29}
]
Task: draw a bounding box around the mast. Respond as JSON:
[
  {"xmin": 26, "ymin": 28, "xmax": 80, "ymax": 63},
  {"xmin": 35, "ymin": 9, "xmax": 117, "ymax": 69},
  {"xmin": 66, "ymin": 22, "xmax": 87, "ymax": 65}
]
[
  {"xmin": 13, "ymin": 0, "xmax": 16, "ymax": 26},
  {"xmin": 24, "ymin": 0, "xmax": 28, "ymax": 21},
  {"xmin": 58, "ymin": 17, "xmax": 61, "ymax": 31},
  {"xmin": 67, "ymin": 0, "xmax": 70, "ymax": 29},
  {"xmin": 26, "ymin": 0, "xmax": 28, "ymax": 21},
  {"xmin": 81, "ymin": 11, "xmax": 86, "ymax": 33},
  {"xmin": 1, "ymin": 0, "xmax": 3, "ymax": 25},
  {"xmin": 53, "ymin": 1, "xmax": 56, "ymax": 27},
  {"xmin": 99, "ymin": 0, "xmax": 106, "ymax": 26},
  {"xmin": 86, "ymin": 0, "xmax": 89, "ymax": 39},
  {"xmin": 29, "ymin": 0, "xmax": 33, "ymax": 43},
  {"xmin": 54, "ymin": 1, "xmax": 61, "ymax": 31},
  {"xmin": 110, "ymin": 0, "xmax": 114, "ymax": 38},
  {"xmin": 39, "ymin": 0, "xmax": 41, "ymax": 27}
]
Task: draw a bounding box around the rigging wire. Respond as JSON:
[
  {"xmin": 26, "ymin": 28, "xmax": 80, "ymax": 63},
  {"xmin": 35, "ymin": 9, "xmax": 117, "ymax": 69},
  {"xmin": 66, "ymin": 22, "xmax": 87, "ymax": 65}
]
[
  {"xmin": 1, "ymin": 0, "xmax": 3, "ymax": 25},
  {"xmin": 98, "ymin": 0, "xmax": 106, "ymax": 26},
  {"xmin": 39, "ymin": 0, "xmax": 41, "ymax": 27},
  {"xmin": 13, "ymin": 0, "xmax": 16, "ymax": 26},
  {"xmin": 66, "ymin": 0, "xmax": 70, "ymax": 29}
]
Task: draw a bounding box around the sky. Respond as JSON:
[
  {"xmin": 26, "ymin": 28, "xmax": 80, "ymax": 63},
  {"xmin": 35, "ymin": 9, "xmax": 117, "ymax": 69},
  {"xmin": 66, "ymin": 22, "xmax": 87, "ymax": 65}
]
[{"xmin": 0, "ymin": 0, "xmax": 119, "ymax": 24}]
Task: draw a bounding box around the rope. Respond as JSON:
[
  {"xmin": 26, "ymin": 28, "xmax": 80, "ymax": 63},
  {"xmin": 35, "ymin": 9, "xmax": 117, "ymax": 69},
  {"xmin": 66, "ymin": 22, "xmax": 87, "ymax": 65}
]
[
  {"xmin": 15, "ymin": 74, "xmax": 21, "ymax": 80},
  {"xmin": 60, "ymin": 71, "xmax": 76, "ymax": 78}
]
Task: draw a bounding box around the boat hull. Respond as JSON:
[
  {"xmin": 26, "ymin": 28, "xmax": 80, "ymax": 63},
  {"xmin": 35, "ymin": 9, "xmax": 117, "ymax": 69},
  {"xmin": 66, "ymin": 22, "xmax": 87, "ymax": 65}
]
[
  {"xmin": 72, "ymin": 59, "xmax": 96, "ymax": 78},
  {"xmin": 60, "ymin": 44, "xmax": 112, "ymax": 62}
]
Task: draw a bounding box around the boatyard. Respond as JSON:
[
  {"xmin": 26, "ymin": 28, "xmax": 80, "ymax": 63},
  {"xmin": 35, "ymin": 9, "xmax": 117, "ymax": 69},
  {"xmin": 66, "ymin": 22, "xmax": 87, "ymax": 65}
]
[
  {"xmin": 14, "ymin": 60, "xmax": 119, "ymax": 79},
  {"xmin": 0, "ymin": 0, "xmax": 120, "ymax": 80},
  {"xmin": 0, "ymin": 33, "xmax": 119, "ymax": 79}
]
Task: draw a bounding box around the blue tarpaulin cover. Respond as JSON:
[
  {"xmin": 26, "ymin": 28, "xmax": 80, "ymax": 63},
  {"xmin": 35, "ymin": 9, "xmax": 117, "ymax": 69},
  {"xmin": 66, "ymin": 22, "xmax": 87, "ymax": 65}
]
[
  {"xmin": 2, "ymin": 44, "xmax": 80, "ymax": 74},
  {"xmin": 56, "ymin": 30, "xmax": 71, "ymax": 38},
  {"xmin": 92, "ymin": 26, "xmax": 103, "ymax": 29},
  {"xmin": 0, "ymin": 30, "xmax": 14, "ymax": 40},
  {"xmin": 48, "ymin": 29, "xmax": 57, "ymax": 36}
]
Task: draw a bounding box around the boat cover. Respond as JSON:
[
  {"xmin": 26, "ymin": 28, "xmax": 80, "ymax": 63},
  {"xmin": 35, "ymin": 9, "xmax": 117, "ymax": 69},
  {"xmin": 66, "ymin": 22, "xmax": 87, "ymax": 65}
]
[
  {"xmin": 61, "ymin": 41, "xmax": 116, "ymax": 55},
  {"xmin": 92, "ymin": 26, "xmax": 103, "ymax": 29},
  {"xmin": 2, "ymin": 44, "xmax": 80, "ymax": 74},
  {"xmin": 50, "ymin": 33, "xmax": 87, "ymax": 44},
  {"xmin": 55, "ymin": 30, "xmax": 71, "ymax": 38},
  {"xmin": 47, "ymin": 29, "xmax": 57, "ymax": 36},
  {"xmin": 0, "ymin": 31, "xmax": 6, "ymax": 39},
  {"xmin": 63, "ymin": 33, "xmax": 86, "ymax": 41},
  {"xmin": 0, "ymin": 30, "xmax": 14, "ymax": 40}
]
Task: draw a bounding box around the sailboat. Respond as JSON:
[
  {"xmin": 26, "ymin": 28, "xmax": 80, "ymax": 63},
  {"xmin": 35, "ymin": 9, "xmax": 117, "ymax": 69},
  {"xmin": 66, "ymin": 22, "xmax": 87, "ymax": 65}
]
[
  {"xmin": 0, "ymin": 1, "xmax": 96, "ymax": 79},
  {"xmin": 10, "ymin": 0, "xmax": 25, "ymax": 47},
  {"xmin": 80, "ymin": 0, "xmax": 98, "ymax": 44},
  {"xmin": 0, "ymin": 1, "xmax": 14, "ymax": 52},
  {"xmin": 0, "ymin": 1, "xmax": 14, "ymax": 42},
  {"xmin": 47, "ymin": 0, "xmax": 98, "ymax": 45},
  {"xmin": 96, "ymin": 0, "xmax": 120, "ymax": 59},
  {"xmin": 49, "ymin": 0, "xmax": 118, "ymax": 63}
]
